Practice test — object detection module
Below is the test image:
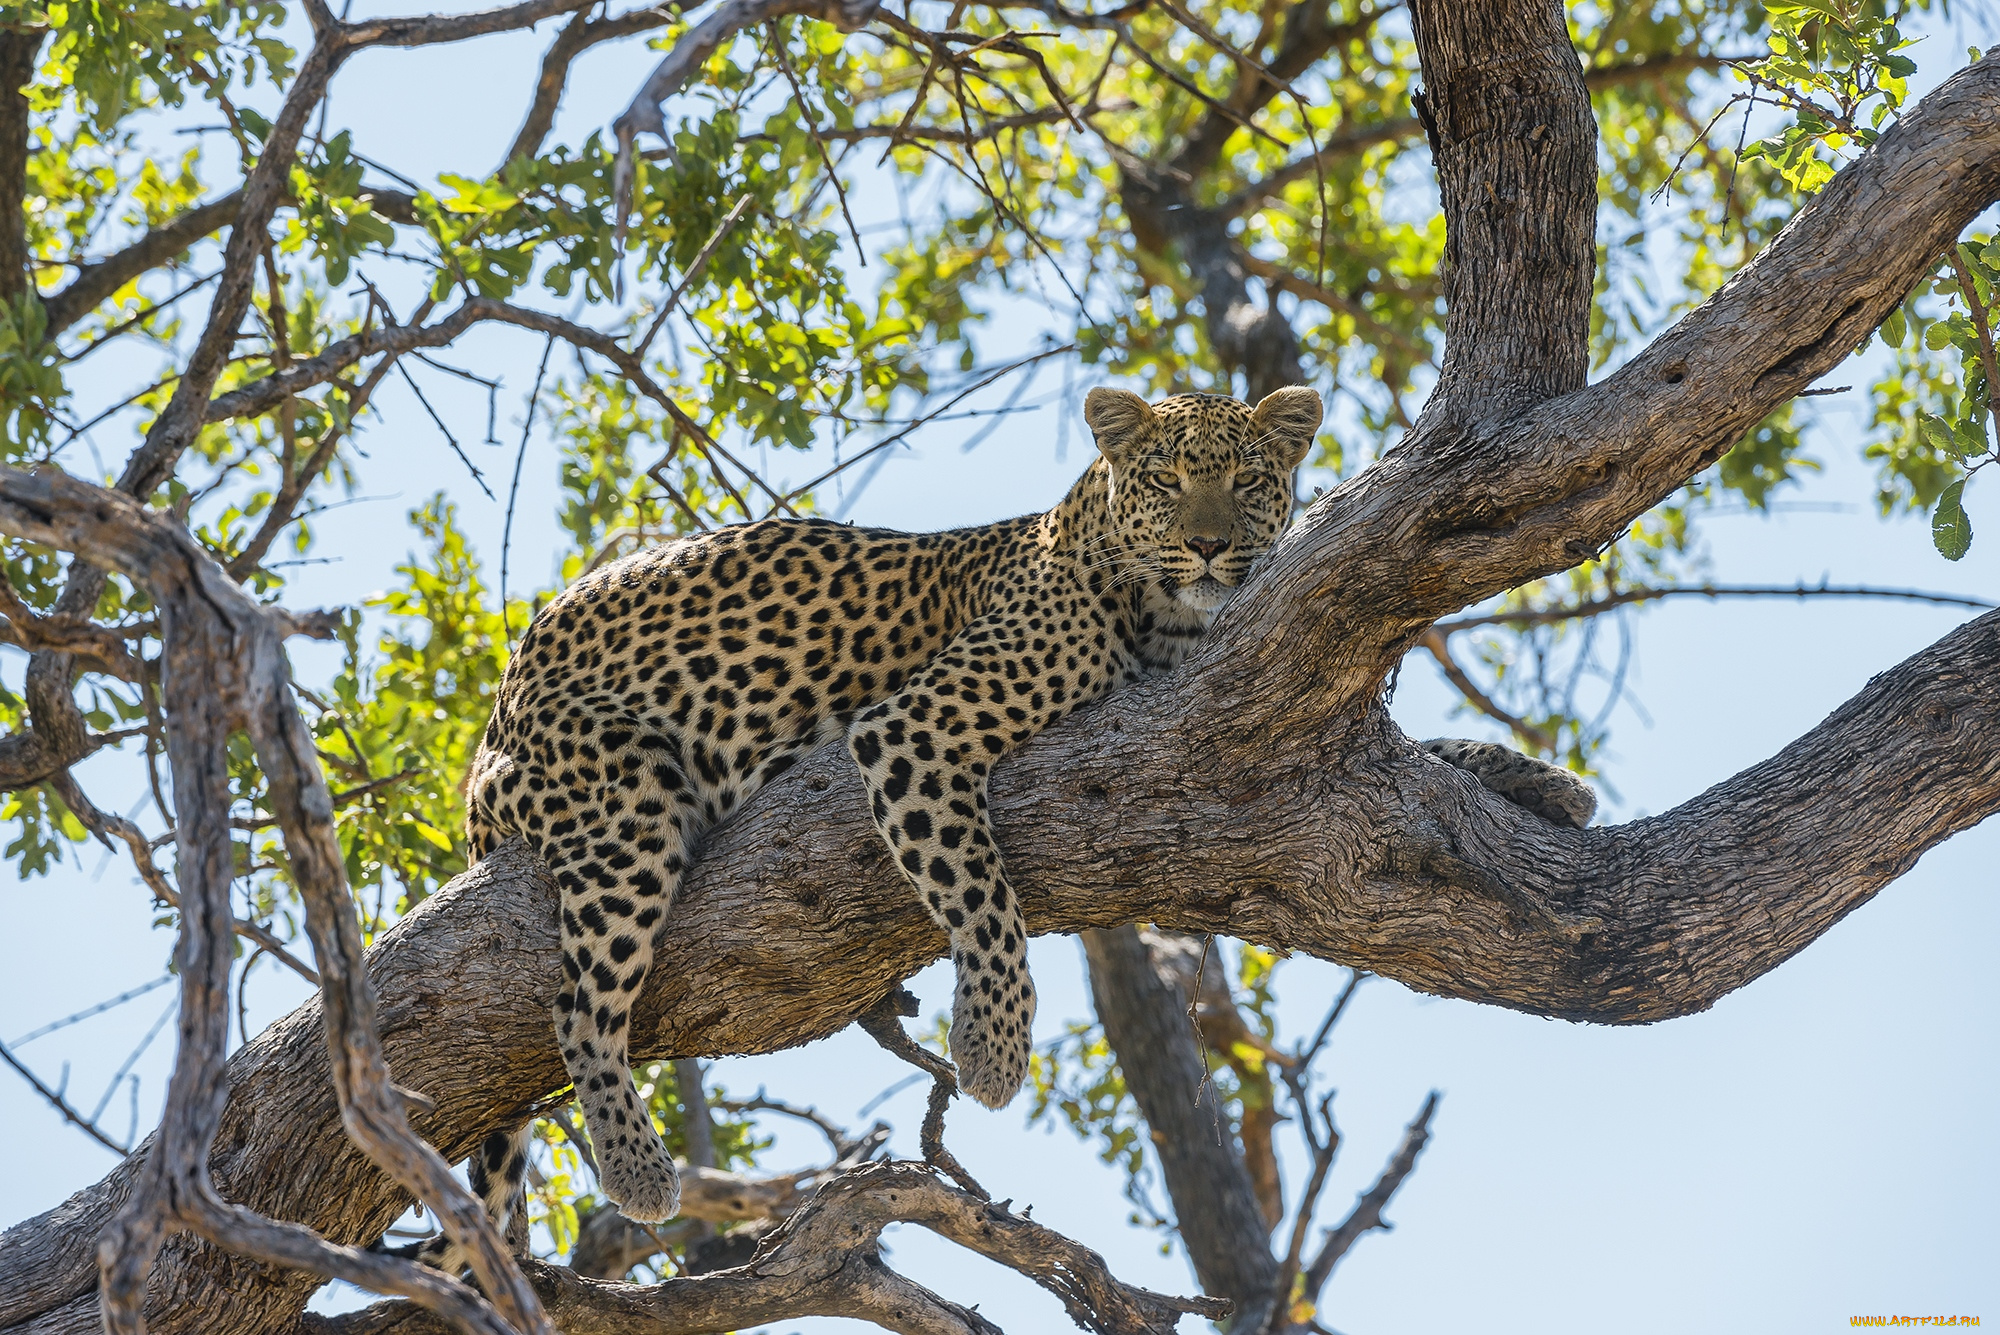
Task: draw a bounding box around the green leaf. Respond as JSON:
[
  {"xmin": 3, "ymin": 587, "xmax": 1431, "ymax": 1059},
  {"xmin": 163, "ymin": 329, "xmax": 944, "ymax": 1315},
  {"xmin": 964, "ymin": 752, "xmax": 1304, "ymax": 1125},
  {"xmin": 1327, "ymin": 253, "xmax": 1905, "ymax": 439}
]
[
  {"xmin": 1881, "ymin": 306, "xmax": 1906, "ymax": 348},
  {"xmin": 1950, "ymin": 417, "xmax": 1989, "ymax": 460},
  {"xmin": 1924, "ymin": 320, "xmax": 1954, "ymax": 351},
  {"xmin": 409, "ymin": 819, "xmax": 456, "ymax": 852},
  {"xmin": 1918, "ymin": 413, "xmax": 1954, "ymax": 452},
  {"xmin": 1932, "ymin": 479, "xmax": 1973, "ymax": 560}
]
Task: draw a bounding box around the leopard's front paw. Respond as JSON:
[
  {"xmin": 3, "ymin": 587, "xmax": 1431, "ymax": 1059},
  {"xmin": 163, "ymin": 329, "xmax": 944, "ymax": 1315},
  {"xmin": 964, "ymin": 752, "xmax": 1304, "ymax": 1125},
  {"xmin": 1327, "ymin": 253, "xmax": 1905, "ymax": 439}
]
[
  {"xmin": 949, "ymin": 957, "xmax": 1037, "ymax": 1109},
  {"xmin": 597, "ymin": 1134, "xmax": 682, "ymax": 1223}
]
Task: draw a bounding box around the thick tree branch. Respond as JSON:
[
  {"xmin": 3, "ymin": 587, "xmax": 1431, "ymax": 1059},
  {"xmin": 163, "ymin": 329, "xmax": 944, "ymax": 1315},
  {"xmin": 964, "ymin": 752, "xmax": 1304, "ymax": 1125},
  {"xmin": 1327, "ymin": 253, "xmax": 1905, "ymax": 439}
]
[
  {"xmin": 40, "ymin": 195, "xmax": 244, "ymax": 336},
  {"xmin": 1407, "ymin": 0, "xmax": 1596, "ymax": 417},
  {"xmin": 0, "ymin": 578, "xmax": 146, "ymax": 680},
  {"xmin": 338, "ymin": 0, "xmax": 594, "ymax": 50}
]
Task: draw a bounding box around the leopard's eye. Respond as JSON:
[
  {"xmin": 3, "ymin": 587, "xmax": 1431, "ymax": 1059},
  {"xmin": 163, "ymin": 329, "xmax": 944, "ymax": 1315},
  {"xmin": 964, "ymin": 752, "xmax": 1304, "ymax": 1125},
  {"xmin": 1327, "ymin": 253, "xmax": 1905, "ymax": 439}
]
[
  {"xmin": 1149, "ymin": 470, "xmax": 1181, "ymax": 492},
  {"xmin": 1232, "ymin": 473, "xmax": 1264, "ymax": 491}
]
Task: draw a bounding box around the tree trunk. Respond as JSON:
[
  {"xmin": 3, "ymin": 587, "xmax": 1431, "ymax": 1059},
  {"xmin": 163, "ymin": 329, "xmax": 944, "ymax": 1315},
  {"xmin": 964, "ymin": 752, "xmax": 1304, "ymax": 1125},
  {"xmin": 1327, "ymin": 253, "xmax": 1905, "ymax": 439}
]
[{"xmin": 1083, "ymin": 927, "xmax": 1279, "ymax": 1331}]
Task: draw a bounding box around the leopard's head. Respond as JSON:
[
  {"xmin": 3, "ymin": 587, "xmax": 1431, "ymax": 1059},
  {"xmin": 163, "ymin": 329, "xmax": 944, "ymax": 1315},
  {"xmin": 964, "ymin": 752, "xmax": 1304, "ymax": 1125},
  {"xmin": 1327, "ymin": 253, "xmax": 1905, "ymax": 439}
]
[{"xmin": 1083, "ymin": 386, "xmax": 1323, "ymax": 612}]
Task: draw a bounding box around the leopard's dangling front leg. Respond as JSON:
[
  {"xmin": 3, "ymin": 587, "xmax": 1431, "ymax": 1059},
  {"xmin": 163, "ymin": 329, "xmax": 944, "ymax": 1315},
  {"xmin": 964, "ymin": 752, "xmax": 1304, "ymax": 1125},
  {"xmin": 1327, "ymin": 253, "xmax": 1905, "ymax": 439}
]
[{"xmin": 848, "ymin": 598, "xmax": 1116, "ymax": 1107}]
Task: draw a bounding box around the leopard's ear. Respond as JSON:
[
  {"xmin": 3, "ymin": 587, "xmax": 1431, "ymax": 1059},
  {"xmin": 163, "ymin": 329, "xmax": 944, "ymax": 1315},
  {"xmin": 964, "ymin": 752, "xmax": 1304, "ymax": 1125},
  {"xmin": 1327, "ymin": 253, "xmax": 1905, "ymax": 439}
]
[
  {"xmin": 1251, "ymin": 386, "xmax": 1323, "ymax": 470},
  {"xmin": 1084, "ymin": 388, "xmax": 1156, "ymax": 467}
]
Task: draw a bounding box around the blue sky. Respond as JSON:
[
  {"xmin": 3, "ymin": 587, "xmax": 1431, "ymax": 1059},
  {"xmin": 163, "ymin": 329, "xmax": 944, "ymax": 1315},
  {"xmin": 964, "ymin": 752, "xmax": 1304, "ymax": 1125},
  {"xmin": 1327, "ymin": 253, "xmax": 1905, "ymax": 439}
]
[{"xmin": 2, "ymin": 7, "xmax": 1995, "ymax": 1333}]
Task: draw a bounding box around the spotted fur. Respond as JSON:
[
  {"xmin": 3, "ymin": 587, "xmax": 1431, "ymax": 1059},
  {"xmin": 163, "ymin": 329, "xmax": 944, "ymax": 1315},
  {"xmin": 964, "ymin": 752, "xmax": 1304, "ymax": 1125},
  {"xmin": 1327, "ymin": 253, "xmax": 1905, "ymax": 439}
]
[
  {"xmin": 1421, "ymin": 738, "xmax": 1596, "ymax": 828},
  {"xmin": 444, "ymin": 384, "xmax": 1591, "ymax": 1236}
]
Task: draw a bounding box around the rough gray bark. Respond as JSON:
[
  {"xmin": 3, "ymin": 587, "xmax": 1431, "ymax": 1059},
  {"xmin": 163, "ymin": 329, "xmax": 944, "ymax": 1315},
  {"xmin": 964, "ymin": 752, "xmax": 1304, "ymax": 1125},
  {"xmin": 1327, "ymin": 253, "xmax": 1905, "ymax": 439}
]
[{"xmin": 1408, "ymin": 0, "xmax": 1596, "ymax": 418}]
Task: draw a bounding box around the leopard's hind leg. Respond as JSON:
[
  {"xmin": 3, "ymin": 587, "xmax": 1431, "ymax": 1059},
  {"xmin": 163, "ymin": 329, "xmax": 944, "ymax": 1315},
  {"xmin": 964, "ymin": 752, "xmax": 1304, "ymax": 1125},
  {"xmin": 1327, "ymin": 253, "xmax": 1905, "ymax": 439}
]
[
  {"xmin": 404, "ymin": 1123, "xmax": 532, "ymax": 1274},
  {"xmin": 509, "ymin": 745, "xmax": 688, "ymax": 1222},
  {"xmin": 1423, "ymin": 738, "xmax": 1596, "ymax": 828}
]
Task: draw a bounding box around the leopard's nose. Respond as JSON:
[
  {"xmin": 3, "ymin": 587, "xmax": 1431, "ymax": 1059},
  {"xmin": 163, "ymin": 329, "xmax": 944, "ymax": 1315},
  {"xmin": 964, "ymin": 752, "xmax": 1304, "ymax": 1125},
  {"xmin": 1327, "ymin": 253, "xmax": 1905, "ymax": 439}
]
[{"xmin": 1185, "ymin": 536, "xmax": 1230, "ymax": 561}]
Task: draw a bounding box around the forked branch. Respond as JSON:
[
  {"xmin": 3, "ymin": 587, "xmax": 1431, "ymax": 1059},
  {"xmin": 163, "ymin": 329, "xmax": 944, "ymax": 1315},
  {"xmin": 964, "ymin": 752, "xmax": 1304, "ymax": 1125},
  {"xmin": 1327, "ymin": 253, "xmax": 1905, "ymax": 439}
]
[{"xmin": 312, "ymin": 1163, "xmax": 1231, "ymax": 1335}]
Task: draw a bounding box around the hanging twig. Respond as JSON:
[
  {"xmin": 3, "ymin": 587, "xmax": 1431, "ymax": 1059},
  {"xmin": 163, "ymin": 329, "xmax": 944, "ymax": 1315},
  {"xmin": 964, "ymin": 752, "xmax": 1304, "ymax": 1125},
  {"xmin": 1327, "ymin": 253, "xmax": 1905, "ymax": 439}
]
[
  {"xmin": 776, "ymin": 342, "xmax": 1075, "ymax": 505},
  {"xmin": 635, "ymin": 193, "xmax": 757, "ymax": 359},
  {"xmin": 8, "ymin": 975, "xmax": 174, "ymax": 1047},
  {"xmin": 768, "ymin": 25, "xmax": 865, "ymax": 265},
  {"xmin": 501, "ymin": 333, "xmax": 556, "ymax": 641}
]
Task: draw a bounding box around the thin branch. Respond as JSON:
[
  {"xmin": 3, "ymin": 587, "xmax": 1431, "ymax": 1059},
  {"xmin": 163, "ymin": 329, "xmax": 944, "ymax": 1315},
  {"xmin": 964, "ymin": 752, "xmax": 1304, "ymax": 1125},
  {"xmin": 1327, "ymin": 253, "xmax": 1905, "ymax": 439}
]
[
  {"xmin": 226, "ymin": 314, "xmax": 407, "ymax": 581},
  {"xmin": 857, "ymin": 990, "xmax": 987, "ymax": 1200},
  {"xmin": 1292, "ymin": 969, "xmax": 1365, "ymax": 1074},
  {"xmin": 1265, "ymin": 1091, "xmax": 1337, "ymax": 1335},
  {"xmin": 1946, "ymin": 246, "xmax": 2000, "ymax": 427},
  {"xmin": 506, "ymin": 4, "xmax": 673, "ymax": 166},
  {"xmin": 446, "ymin": 297, "xmax": 802, "ymax": 517},
  {"xmin": 52, "ymin": 768, "xmax": 325, "ymax": 987},
  {"xmin": 635, "ymin": 193, "xmax": 756, "ymax": 359},
  {"xmin": 1299, "ymin": 1092, "xmax": 1438, "ymax": 1300},
  {"xmin": 59, "ymin": 270, "xmax": 223, "ymax": 365},
  {"xmin": 1418, "ymin": 628, "xmax": 1557, "ymax": 753},
  {"xmin": 715, "ymin": 1094, "xmax": 874, "ymax": 1161},
  {"xmin": 607, "ymin": 0, "xmax": 882, "ymax": 253},
  {"xmin": 768, "ymin": 25, "xmax": 865, "ymax": 265},
  {"xmin": 501, "ymin": 333, "xmax": 556, "ymax": 640},
  {"xmin": 0, "ymin": 1039, "xmax": 130, "ymax": 1156},
  {"xmin": 775, "ymin": 342, "xmax": 1074, "ymax": 505},
  {"xmin": 43, "ymin": 195, "xmax": 244, "ymax": 334},
  {"xmin": 8, "ymin": 974, "xmax": 173, "ymax": 1047},
  {"xmin": 1433, "ymin": 581, "xmax": 1997, "ymax": 636},
  {"xmin": 396, "ymin": 361, "xmax": 496, "ymax": 501}
]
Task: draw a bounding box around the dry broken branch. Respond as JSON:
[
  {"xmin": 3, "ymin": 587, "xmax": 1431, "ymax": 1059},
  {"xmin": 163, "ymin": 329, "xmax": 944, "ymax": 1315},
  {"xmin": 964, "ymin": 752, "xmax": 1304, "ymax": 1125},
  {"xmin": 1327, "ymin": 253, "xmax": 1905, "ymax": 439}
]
[
  {"xmin": 0, "ymin": 469, "xmax": 549, "ymax": 1335},
  {"xmin": 312, "ymin": 1163, "xmax": 1230, "ymax": 1335}
]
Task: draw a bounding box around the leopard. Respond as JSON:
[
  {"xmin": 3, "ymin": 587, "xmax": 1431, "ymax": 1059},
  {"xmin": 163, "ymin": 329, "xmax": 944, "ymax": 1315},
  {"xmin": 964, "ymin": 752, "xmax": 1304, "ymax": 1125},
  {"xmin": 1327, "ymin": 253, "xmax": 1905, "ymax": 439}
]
[{"xmin": 425, "ymin": 383, "xmax": 1595, "ymax": 1257}]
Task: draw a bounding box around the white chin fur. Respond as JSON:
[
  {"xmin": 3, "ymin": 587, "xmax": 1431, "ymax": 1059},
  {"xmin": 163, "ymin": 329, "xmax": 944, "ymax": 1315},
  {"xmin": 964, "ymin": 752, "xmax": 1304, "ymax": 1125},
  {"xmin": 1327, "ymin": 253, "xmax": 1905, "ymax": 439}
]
[{"xmin": 1174, "ymin": 577, "xmax": 1234, "ymax": 612}]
